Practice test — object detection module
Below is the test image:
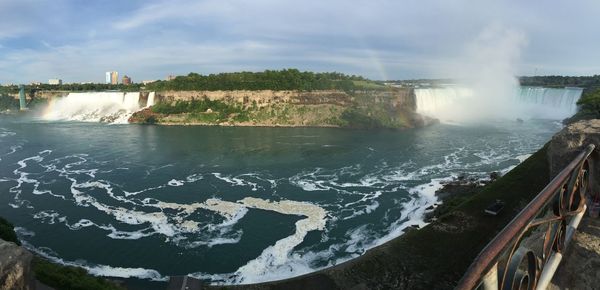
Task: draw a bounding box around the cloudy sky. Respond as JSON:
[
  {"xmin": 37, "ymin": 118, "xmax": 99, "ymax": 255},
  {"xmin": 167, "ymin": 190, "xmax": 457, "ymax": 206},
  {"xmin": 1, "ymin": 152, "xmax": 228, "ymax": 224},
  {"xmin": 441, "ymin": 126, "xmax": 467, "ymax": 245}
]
[{"xmin": 0, "ymin": 0, "xmax": 598, "ymax": 83}]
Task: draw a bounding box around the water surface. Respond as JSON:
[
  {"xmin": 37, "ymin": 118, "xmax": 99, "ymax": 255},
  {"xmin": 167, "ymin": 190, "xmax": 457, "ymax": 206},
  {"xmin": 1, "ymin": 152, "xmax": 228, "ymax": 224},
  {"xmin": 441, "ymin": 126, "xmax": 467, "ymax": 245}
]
[{"xmin": 0, "ymin": 117, "xmax": 561, "ymax": 288}]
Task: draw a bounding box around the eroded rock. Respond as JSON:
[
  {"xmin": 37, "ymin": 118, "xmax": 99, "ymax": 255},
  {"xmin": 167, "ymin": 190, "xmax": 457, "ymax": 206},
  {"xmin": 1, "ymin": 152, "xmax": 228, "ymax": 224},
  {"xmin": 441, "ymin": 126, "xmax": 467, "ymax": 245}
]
[{"xmin": 0, "ymin": 239, "xmax": 34, "ymax": 290}]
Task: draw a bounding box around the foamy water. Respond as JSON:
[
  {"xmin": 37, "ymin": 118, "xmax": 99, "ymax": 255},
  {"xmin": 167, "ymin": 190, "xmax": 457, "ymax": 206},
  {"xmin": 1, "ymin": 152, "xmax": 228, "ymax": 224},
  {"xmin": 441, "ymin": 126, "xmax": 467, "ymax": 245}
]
[{"xmin": 0, "ymin": 120, "xmax": 562, "ymax": 286}]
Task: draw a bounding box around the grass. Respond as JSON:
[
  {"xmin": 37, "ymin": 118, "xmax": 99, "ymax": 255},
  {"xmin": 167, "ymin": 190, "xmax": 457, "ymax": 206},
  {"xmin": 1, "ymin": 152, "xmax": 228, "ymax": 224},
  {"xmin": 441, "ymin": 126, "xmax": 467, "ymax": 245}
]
[{"xmin": 33, "ymin": 258, "xmax": 126, "ymax": 290}]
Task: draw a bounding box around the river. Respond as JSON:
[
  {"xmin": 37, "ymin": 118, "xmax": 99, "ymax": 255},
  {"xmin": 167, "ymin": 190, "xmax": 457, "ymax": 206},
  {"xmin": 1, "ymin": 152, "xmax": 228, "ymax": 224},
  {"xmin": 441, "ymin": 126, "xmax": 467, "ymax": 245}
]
[{"xmin": 0, "ymin": 116, "xmax": 563, "ymax": 289}]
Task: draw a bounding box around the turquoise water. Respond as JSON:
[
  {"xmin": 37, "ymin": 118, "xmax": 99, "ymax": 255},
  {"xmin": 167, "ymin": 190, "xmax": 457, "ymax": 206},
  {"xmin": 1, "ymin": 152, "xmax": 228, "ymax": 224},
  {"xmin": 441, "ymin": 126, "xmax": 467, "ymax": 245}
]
[{"xmin": 0, "ymin": 117, "xmax": 561, "ymax": 288}]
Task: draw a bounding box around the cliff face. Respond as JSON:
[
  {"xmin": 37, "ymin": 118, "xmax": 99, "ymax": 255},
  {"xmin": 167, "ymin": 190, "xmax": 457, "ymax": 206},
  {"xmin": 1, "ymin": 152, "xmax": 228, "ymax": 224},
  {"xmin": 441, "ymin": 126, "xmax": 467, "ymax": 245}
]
[
  {"xmin": 547, "ymin": 119, "xmax": 600, "ymax": 192},
  {"xmin": 0, "ymin": 239, "xmax": 34, "ymax": 290},
  {"xmin": 132, "ymin": 88, "xmax": 428, "ymax": 128}
]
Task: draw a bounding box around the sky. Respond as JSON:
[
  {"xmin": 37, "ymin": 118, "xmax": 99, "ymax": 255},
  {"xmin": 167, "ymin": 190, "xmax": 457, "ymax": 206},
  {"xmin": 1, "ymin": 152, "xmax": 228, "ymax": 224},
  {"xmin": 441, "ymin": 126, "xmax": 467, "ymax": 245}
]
[{"xmin": 0, "ymin": 0, "xmax": 598, "ymax": 84}]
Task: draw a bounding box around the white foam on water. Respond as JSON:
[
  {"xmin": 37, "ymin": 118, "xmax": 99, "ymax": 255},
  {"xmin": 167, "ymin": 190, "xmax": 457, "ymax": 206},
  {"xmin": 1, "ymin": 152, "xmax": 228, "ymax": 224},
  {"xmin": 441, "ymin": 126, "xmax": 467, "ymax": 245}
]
[
  {"xmin": 2, "ymin": 129, "xmax": 551, "ymax": 286},
  {"xmin": 186, "ymin": 173, "xmax": 204, "ymax": 182},
  {"xmin": 0, "ymin": 145, "xmax": 22, "ymax": 161},
  {"xmin": 212, "ymin": 173, "xmax": 259, "ymax": 191},
  {"xmin": 14, "ymin": 227, "xmax": 167, "ymax": 281},
  {"xmin": 226, "ymin": 197, "xmax": 327, "ymax": 284},
  {"xmin": 167, "ymin": 179, "xmax": 185, "ymax": 186},
  {"xmin": 0, "ymin": 129, "xmax": 16, "ymax": 137},
  {"xmin": 501, "ymin": 153, "xmax": 533, "ymax": 174}
]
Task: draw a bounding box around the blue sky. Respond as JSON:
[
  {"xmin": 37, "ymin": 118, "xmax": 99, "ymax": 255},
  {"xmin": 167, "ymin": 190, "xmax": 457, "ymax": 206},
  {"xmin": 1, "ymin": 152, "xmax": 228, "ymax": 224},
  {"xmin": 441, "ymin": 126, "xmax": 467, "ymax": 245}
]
[{"xmin": 0, "ymin": 0, "xmax": 598, "ymax": 84}]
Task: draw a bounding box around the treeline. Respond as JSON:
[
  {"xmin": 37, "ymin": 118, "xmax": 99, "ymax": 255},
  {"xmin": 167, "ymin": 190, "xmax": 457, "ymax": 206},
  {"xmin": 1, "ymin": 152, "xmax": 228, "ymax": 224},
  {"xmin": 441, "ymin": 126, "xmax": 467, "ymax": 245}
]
[
  {"xmin": 519, "ymin": 75, "xmax": 600, "ymax": 89},
  {"xmin": 145, "ymin": 69, "xmax": 371, "ymax": 91},
  {"xmin": 0, "ymin": 69, "xmax": 381, "ymax": 93},
  {"xmin": 0, "ymin": 83, "xmax": 142, "ymax": 94}
]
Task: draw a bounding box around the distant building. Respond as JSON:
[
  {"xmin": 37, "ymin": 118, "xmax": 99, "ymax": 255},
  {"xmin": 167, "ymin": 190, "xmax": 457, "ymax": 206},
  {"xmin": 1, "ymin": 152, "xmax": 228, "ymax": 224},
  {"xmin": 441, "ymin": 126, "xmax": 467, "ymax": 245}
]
[
  {"xmin": 105, "ymin": 71, "xmax": 119, "ymax": 84},
  {"xmin": 48, "ymin": 79, "xmax": 63, "ymax": 85},
  {"xmin": 30, "ymin": 81, "xmax": 42, "ymax": 85},
  {"xmin": 122, "ymin": 75, "xmax": 132, "ymax": 85},
  {"xmin": 167, "ymin": 75, "xmax": 176, "ymax": 81},
  {"xmin": 142, "ymin": 80, "xmax": 157, "ymax": 85}
]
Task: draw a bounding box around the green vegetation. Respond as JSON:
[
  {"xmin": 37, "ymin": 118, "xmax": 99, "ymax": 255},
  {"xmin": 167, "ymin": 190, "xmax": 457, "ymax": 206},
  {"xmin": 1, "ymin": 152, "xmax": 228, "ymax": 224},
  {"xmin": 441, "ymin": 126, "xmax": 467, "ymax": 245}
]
[
  {"xmin": 519, "ymin": 75, "xmax": 600, "ymax": 88},
  {"xmin": 0, "ymin": 83, "xmax": 142, "ymax": 95},
  {"xmin": 340, "ymin": 109, "xmax": 383, "ymax": 129},
  {"xmin": 145, "ymin": 69, "xmax": 375, "ymax": 92},
  {"xmin": 0, "ymin": 216, "xmax": 20, "ymax": 245},
  {"xmin": 33, "ymin": 258, "xmax": 125, "ymax": 290},
  {"xmin": 0, "ymin": 95, "xmax": 19, "ymax": 111},
  {"xmin": 151, "ymin": 98, "xmax": 249, "ymax": 122},
  {"xmin": 564, "ymin": 88, "xmax": 600, "ymax": 123}
]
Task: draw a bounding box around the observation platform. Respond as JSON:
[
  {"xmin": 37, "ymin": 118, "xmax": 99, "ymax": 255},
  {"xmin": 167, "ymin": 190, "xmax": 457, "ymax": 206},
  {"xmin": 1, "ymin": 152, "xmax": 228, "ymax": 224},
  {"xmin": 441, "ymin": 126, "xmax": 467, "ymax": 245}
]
[{"xmin": 549, "ymin": 215, "xmax": 600, "ymax": 289}]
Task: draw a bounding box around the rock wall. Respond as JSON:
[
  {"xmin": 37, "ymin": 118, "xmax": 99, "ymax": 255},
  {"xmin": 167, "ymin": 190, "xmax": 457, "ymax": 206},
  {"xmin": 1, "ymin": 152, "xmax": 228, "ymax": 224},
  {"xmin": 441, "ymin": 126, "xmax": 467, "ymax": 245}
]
[
  {"xmin": 0, "ymin": 239, "xmax": 34, "ymax": 290},
  {"xmin": 547, "ymin": 119, "xmax": 600, "ymax": 193},
  {"xmin": 154, "ymin": 88, "xmax": 414, "ymax": 108},
  {"xmin": 8, "ymin": 90, "xmax": 69, "ymax": 101}
]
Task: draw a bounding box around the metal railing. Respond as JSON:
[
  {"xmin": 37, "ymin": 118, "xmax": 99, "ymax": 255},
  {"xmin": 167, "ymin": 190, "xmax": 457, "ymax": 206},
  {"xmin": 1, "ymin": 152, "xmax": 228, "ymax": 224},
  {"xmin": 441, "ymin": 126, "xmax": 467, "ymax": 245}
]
[{"xmin": 456, "ymin": 144, "xmax": 596, "ymax": 290}]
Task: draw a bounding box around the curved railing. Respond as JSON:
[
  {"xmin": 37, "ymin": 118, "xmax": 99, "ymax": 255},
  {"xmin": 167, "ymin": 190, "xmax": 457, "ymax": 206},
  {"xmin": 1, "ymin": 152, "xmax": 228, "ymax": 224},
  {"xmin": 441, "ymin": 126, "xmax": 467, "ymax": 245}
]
[{"xmin": 456, "ymin": 144, "xmax": 595, "ymax": 290}]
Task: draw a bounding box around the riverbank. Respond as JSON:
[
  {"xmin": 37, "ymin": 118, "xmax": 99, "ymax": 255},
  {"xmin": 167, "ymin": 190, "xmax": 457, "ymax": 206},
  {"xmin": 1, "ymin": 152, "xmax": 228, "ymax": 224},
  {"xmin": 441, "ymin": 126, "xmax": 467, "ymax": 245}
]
[{"xmin": 213, "ymin": 143, "xmax": 550, "ymax": 289}]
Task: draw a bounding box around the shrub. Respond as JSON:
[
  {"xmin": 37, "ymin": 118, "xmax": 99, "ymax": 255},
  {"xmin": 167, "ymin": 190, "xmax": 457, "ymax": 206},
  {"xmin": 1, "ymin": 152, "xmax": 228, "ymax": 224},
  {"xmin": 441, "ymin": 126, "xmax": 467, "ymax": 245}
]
[
  {"xmin": 33, "ymin": 258, "xmax": 126, "ymax": 290},
  {"xmin": 0, "ymin": 216, "xmax": 20, "ymax": 245}
]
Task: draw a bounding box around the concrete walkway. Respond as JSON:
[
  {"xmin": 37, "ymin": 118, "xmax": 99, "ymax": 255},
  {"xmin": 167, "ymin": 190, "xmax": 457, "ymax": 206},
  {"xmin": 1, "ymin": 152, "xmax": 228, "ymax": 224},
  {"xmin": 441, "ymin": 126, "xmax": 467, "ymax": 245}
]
[{"xmin": 549, "ymin": 215, "xmax": 600, "ymax": 290}]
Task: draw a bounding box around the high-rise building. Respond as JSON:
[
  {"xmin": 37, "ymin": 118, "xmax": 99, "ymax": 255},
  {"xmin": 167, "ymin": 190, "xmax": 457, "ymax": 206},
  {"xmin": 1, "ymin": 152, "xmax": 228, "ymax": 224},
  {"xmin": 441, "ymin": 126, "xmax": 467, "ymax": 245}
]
[
  {"xmin": 105, "ymin": 71, "xmax": 119, "ymax": 84},
  {"xmin": 48, "ymin": 79, "xmax": 62, "ymax": 85},
  {"xmin": 122, "ymin": 75, "xmax": 132, "ymax": 85}
]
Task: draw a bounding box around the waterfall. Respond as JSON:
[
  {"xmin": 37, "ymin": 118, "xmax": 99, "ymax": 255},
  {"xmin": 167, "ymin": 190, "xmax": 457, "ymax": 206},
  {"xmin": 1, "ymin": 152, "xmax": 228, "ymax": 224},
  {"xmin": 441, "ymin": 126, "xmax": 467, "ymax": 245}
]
[
  {"xmin": 146, "ymin": 92, "xmax": 155, "ymax": 107},
  {"xmin": 414, "ymin": 86, "xmax": 583, "ymax": 122},
  {"xmin": 42, "ymin": 92, "xmax": 143, "ymax": 124}
]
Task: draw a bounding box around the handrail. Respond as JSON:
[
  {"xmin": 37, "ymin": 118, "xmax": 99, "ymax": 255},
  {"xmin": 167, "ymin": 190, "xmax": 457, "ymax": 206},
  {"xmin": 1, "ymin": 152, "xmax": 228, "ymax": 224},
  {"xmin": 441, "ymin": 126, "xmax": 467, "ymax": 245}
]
[{"xmin": 456, "ymin": 144, "xmax": 595, "ymax": 290}]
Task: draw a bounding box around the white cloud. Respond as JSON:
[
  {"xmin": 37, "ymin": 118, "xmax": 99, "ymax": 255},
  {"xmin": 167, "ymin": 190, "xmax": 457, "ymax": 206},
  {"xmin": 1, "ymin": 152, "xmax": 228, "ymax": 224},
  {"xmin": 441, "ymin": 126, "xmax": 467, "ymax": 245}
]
[{"xmin": 1, "ymin": 0, "xmax": 600, "ymax": 83}]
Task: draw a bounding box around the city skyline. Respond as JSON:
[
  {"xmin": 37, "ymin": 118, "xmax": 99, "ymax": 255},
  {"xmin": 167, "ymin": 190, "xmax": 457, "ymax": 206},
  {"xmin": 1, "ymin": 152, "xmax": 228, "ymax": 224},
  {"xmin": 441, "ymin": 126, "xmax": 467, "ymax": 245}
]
[{"xmin": 0, "ymin": 0, "xmax": 599, "ymax": 84}]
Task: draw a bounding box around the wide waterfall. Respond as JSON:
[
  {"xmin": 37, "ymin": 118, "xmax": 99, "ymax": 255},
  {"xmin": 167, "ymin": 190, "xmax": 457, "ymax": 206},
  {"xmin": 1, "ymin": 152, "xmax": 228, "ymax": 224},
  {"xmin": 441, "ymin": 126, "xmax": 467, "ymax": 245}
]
[
  {"xmin": 415, "ymin": 86, "xmax": 583, "ymax": 122},
  {"xmin": 41, "ymin": 92, "xmax": 154, "ymax": 124}
]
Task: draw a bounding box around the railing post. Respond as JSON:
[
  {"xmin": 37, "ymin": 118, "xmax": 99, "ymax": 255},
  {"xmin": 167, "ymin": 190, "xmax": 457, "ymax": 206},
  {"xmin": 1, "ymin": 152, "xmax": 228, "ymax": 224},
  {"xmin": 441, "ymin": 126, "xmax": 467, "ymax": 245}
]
[{"xmin": 480, "ymin": 263, "xmax": 498, "ymax": 290}]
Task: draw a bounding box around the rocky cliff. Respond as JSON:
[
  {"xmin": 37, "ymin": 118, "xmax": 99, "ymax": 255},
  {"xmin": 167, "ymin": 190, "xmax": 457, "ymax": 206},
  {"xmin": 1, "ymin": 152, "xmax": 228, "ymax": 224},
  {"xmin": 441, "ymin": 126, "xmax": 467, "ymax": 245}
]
[
  {"xmin": 545, "ymin": 119, "xmax": 600, "ymax": 290},
  {"xmin": 548, "ymin": 119, "xmax": 600, "ymax": 195},
  {"xmin": 0, "ymin": 239, "xmax": 34, "ymax": 290},
  {"xmin": 131, "ymin": 88, "xmax": 429, "ymax": 129}
]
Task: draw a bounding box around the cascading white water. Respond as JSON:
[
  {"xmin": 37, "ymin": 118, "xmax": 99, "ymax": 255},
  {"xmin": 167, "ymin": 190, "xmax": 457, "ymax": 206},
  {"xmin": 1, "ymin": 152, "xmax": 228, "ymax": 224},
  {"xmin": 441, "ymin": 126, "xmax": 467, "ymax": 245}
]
[
  {"xmin": 415, "ymin": 86, "xmax": 583, "ymax": 122},
  {"xmin": 146, "ymin": 92, "xmax": 155, "ymax": 107},
  {"xmin": 42, "ymin": 92, "xmax": 143, "ymax": 124}
]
